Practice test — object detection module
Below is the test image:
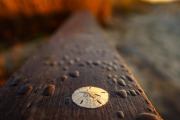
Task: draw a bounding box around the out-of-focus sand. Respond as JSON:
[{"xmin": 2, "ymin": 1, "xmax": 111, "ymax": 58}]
[{"xmin": 106, "ymin": 2, "xmax": 180, "ymax": 119}]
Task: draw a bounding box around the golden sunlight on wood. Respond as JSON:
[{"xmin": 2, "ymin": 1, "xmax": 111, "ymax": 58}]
[{"xmin": 142, "ymin": 0, "xmax": 177, "ymax": 3}]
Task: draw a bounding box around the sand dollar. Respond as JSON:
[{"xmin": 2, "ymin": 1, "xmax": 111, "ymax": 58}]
[{"xmin": 72, "ymin": 86, "xmax": 109, "ymax": 108}]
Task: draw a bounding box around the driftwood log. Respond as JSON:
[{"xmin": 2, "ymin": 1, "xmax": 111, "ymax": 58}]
[{"xmin": 0, "ymin": 12, "xmax": 162, "ymax": 120}]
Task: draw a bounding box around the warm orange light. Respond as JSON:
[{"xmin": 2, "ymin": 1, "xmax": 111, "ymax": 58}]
[
  {"xmin": 142, "ymin": 0, "xmax": 177, "ymax": 3},
  {"xmin": 0, "ymin": 0, "xmax": 112, "ymax": 23}
]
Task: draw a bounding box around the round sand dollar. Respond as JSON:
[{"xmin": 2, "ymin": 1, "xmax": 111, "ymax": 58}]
[{"xmin": 72, "ymin": 86, "xmax": 109, "ymax": 108}]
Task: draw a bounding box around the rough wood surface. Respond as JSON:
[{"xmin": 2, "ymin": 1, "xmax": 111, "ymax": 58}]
[{"xmin": 0, "ymin": 11, "xmax": 162, "ymax": 120}]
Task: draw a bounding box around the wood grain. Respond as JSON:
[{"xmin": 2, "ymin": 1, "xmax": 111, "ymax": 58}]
[{"xmin": 0, "ymin": 11, "xmax": 162, "ymax": 120}]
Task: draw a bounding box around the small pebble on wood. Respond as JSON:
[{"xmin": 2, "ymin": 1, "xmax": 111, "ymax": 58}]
[
  {"xmin": 113, "ymin": 65, "xmax": 118, "ymax": 71},
  {"xmin": 135, "ymin": 113, "xmax": 160, "ymax": 120},
  {"xmin": 116, "ymin": 89, "xmax": 127, "ymax": 98},
  {"xmin": 120, "ymin": 75, "xmax": 126, "ymax": 80},
  {"xmin": 128, "ymin": 84, "xmax": 132, "ymax": 88},
  {"xmin": 130, "ymin": 90, "xmax": 137, "ymax": 96},
  {"xmin": 126, "ymin": 75, "xmax": 134, "ymax": 82},
  {"xmin": 117, "ymin": 111, "xmax": 125, "ymax": 118},
  {"xmin": 42, "ymin": 84, "xmax": 55, "ymax": 96},
  {"xmin": 63, "ymin": 55, "xmax": 69, "ymax": 60},
  {"xmin": 44, "ymin": 61, "xmax": 50, "ymax": 65},
  {"xmin": 68, "ymin": 60, "xmax": 74, "ymax": 65},
  {"xmin": 113, "ymin": 75, "xmax": 117, "ymax": 78},
  {"xmin": 135, "ymin": 90, "xmax": 141, "ymax": 95},
  {"xmin": 113, "ymin": 60, "xmax": 118, "ymax": 65},
  {"xmin": 79, "ymin": 62, "xmax": 85, "ymax": 66},
  {"xmin": 107, "ymin": 74, "xmax": 112, "ymax": 79},
  {"xmin": 69, "ymin": 71, "xmax": 80, "ymax": 78},
  {"xmin": 101, "ymin": 65, "xmax": 106, "ymax": 69},
  {"xmin": 127, "ymin": 91, "xmax": 130, "ymax": 95},
  {"xmin": 17, "ymin": 84, "xmax": 32, "ymax": 95},
  {"xmin": 86, "ymin": 60, "xmax": 92, "ymax": 65},
  {"xmin": 75, "ymin": 57, "xmax": 80, "ymax": 62},
  {"xmin": 58, "ymin": 61, "xmax": 64, "ymax": 65},
  {"xmin": 112, "ymin": 78, "xmax": 117, "ymax": 83},
  {"xmin": 117, "ymin": 79, "xmax": 126, "ymax": 86},
  {"xmin": 93, "ymin": 60, "xmax": 101, "ymax": 66},
  {"xmin": 107, "ymin": 66, "xmax": 112, "ymax": 71},
  {"xmin": 50, "ymin": 61, "xmax": 57, "ymax": 66},
  {"xmin": 61, "ymin": 75, "xmax": 68, "ymax": 81},
  {"xmin": 102, "ymin": 60, "xmax": 108, "ymax": 65},
  {"xmin": 63, "ymin": 66, "xmax": 68, "ymax": 71},
  {"xmin": 108, "ymin": 62, "xmax": 113, "ymax": 66}
]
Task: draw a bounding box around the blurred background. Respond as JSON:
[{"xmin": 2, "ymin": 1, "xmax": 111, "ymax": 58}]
[{"xmin": 0, "ymin": 0, "xmax": 180, "ymax": 119}]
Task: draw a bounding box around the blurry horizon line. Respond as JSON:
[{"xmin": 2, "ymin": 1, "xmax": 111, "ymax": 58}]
[{"xmin": 142, "ymin": 0, "xmax": 178, "ymax": 3}]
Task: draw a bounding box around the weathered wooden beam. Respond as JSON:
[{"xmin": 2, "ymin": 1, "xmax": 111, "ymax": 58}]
[{"xmin": 0, "ymin": 11, "xmax": 162, "ymax": 120}]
